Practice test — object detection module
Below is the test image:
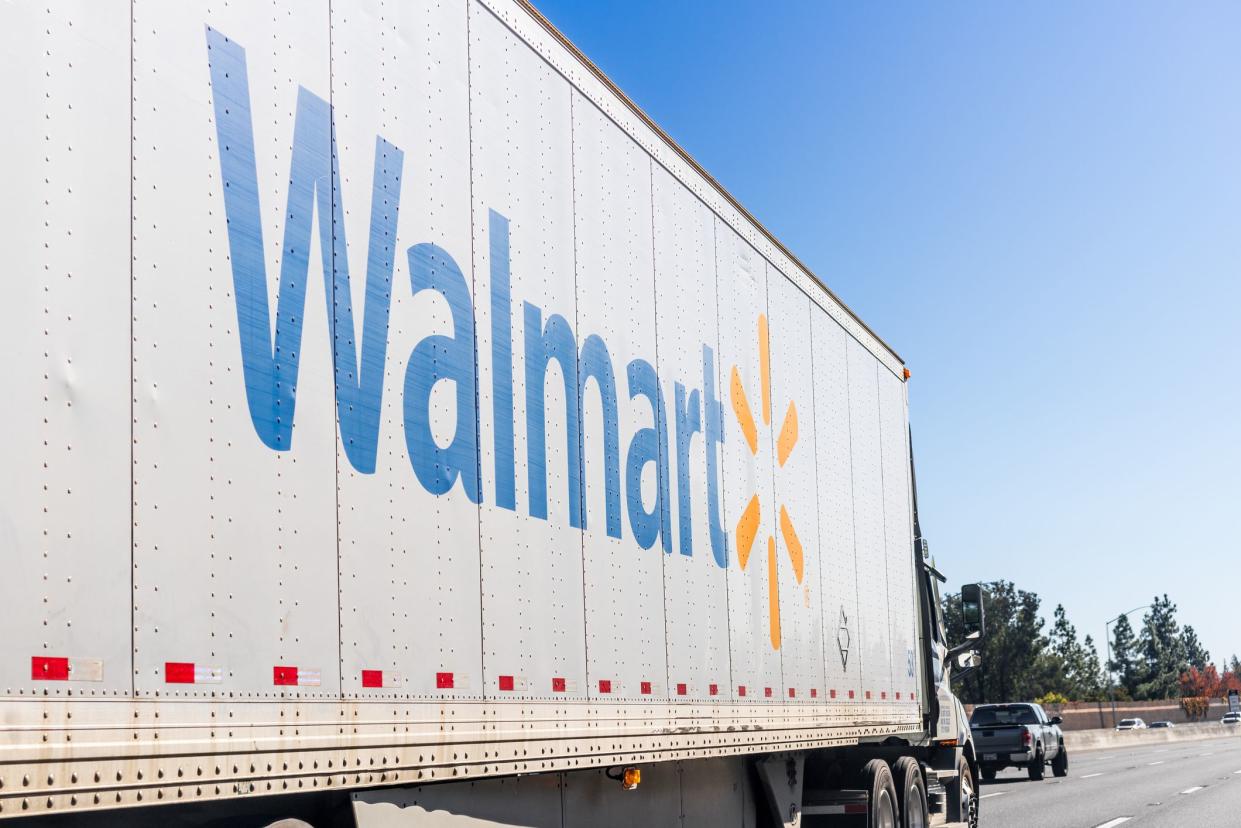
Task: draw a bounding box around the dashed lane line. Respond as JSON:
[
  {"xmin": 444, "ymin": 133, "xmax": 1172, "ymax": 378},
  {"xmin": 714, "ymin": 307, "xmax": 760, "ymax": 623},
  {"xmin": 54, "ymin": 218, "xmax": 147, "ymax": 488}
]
[
  {"xmin": 1180, "ymin": 786, "xmax": 1204, "ymax": 795},
  {"xmin": 1093, "ymin": 819, "xmax": 1131, "ymax": 828},
  {"xmin": 979, "ymin": 792, "xmax": 1006, "ymax": 800},
  {"xmin": 1148, "ymin": 761, "xmax": 1165, "ymax": 766},
  {"xmin": 1081, "ymin": 772, "xmax": 1106, "ymax": 778}
]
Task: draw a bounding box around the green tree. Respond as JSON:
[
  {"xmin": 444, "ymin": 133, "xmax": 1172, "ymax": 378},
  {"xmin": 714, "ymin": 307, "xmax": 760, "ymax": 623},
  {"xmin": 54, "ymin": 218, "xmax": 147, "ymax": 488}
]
[
  {"xmin": 944, "ymin": 580, "xmax": 1058, "ymax": 704},
  {"xmin": 1182, "ymin": 625, "xmax": 1210, "ymax": 671},
  {"xmin": 1108, "ymin": 614, "xmax": 1141, "ymax": 700},
  {"xmin": 1079, "ymin": 635, "xmax": 1106, "ymax": 701},
  {"xmin": 1048, "ymin": 604, "xmax": 1103, "ymax": 700},
  {"xmin": 1136, "ymin": 595, "xmax": 1189, "ymax": 700}
]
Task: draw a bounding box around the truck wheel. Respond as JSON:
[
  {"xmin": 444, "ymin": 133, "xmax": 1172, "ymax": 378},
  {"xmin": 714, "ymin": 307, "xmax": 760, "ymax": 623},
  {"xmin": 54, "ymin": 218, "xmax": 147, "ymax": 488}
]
[
  {"xmin": 1052, "ymin": 744, "xmax": 1069, "ymax": 778},
  {"xmin": 863, "ymin": 759, "xmax": 899, "ymax": 828},
  {"xmin": 1027, "ymin": 747, "xmax": 1045, "ymax": 781},
  {"xmin": 946, "ymin": 753, "xmax": 978, "ymax": 828},
  {"xmin": 981, "ymin": 766, "xmax": 996, "ymax": 782},
  {"xmin": 892, "ymin": 756, "xmax": 928, "ymax": 828}
]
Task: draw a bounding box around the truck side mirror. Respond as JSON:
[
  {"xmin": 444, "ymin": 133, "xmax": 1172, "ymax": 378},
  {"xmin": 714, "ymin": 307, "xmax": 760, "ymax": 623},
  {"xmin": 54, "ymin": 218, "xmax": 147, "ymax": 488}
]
[
  {"xmin": 1049, "ymin": 716, "xmax": 1063, "ymax": 725},
  {"xmin": 960, "ymin": 583, "xmax": 986, "ymax": 639}
]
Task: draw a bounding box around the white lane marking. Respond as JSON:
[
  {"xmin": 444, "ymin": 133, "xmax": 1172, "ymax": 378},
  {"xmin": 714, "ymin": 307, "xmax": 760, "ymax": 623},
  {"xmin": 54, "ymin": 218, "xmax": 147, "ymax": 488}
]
[
  {"xmin": 979, "ymin": 792, "xmax": 1007, "ymax": 800},
  {"xmin": 1093, "ymin": 819, "xmax": 1131, "ymax": 828},
  {"xmin": 1234, "ymin": 769, "xmax": 1241, "ymax": 775},
  {"xmin": 1148, "ymin": 760, "xmax": 1165, "ymax": 766},
  {"xmin": 1180, "ymin": 786, "xmax": 1204, "ymax": 795},
  {"xmin": 1081, "ymin": 772, "xmax": 1106, "ymax": 778}
]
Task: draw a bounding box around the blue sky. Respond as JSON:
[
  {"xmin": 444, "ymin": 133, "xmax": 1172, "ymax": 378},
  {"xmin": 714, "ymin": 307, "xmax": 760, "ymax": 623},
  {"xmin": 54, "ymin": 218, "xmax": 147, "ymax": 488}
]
[{"xmin": 534, "ymin": 1, "xmax": 1241, "ymax": 666}]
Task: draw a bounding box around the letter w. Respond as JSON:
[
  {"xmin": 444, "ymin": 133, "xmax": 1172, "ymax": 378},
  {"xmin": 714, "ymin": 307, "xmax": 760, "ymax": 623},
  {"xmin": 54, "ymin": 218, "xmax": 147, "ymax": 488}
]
[{"xmin": 206, "ymin": 28, "xmax": 403, "ymax": 473}]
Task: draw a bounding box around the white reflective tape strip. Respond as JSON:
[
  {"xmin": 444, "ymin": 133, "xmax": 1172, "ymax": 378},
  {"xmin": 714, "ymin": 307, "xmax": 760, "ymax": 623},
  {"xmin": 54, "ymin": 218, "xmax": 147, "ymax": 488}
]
[
  {"xmin": 194, "ymin": 666, "xmax": 222, "ymax": 684},
  {"xmin": 382, "ymin": 672, "xmax": 402, "ymax": 688},
  {"xmin": 296, "ymin": 669, "xmax": 322, "ymax": 687},
  {"xmin": 67, "ymin": 658, "xmax": 104, "ymax": 682}
]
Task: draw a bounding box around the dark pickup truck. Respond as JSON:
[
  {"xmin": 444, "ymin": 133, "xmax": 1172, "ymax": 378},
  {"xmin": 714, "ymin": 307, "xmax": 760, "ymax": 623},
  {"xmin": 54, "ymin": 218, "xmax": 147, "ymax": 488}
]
[{"xmin": 970, "ymin": 702, "xmax": 1068, "ymax": 781}]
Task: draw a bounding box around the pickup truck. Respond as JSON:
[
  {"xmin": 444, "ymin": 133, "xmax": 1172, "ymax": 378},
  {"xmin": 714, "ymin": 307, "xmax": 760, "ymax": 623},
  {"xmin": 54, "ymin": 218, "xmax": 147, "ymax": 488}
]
[{"xmin": 970, "ymin": 703, "xmax": 1068, "ymax": 781}]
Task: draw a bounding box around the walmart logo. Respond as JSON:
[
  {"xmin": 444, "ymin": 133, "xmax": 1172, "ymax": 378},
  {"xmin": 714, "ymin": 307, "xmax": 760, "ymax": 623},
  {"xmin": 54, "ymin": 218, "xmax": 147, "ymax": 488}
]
[
  {"xmin": 207, "ymin": 28, "xmax": 808, "ymax": 634},
  {"xmin": 729, "ymin": 315, "xmax": 804, "ymax": 651}
]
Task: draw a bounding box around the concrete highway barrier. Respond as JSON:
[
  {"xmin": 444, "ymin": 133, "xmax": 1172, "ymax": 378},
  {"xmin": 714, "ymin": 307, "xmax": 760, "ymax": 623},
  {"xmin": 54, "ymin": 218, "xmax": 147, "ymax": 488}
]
[{"xmin": 1065, "ymin": 721, "xmax": 1241, "ymax": 752}]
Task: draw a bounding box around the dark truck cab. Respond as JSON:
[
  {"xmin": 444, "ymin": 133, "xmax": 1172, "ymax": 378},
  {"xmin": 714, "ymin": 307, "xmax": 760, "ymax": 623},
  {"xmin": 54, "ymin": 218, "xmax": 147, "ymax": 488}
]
[{"xmin": 969, "ymin": 703, "xmax": 1068, "ymax": 781}]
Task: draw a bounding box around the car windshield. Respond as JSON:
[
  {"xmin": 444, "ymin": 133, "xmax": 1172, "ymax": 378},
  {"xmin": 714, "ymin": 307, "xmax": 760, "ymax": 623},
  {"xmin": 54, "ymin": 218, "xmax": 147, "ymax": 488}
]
[
  {"xmin": 1119, "ymin": 719, "xmax": 1138, "ymax": 726},
  {"xmin": 971, "ymin": 705, "xmax": 1039, "ymax": 726}
]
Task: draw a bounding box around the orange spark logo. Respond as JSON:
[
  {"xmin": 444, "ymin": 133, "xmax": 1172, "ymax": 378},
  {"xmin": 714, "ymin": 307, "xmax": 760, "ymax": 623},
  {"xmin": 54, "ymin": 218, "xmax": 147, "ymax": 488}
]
[{"xmin": 730, "ymin": 314, "xmax": 804, "ymax": 651}]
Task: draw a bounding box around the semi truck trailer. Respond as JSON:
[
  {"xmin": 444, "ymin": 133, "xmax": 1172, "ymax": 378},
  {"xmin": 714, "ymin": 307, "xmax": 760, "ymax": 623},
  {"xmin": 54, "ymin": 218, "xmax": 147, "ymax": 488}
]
[{"xmin": 0, "ymin": 0, "xmax": 986, "ymax": 825}]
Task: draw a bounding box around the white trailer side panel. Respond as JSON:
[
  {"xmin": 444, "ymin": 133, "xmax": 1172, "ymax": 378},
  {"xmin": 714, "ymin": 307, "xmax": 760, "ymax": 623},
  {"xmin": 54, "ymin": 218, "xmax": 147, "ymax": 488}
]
[
  {"xmin": 716, "ymin": 226, "xmax": 782, "ymax": 701},
  {"xmin": 332, "ymin": 0, "xmax": 484, "ymax": 700},
  {"xmin": 652, "ymin": 165, "xmax": 733, "ymax": 704},
  {"xmin": 847, "ymin": 337, "xmax": 895, "ymax": 702},
  {"xmin": 810, "ymin": 314, "xmax": 864, "ymax": 703},
  {"xmin": 470, "ymin": 3, "xmax": 587, "ymax": 700},
  {"xmin": 766, "ymin": 272, "xmax": 826, "ymax": 703},
  {"xmin": 0, "ymin": 1, "xmax": 131, "ymax": 698},
  {"xmin": 572, "ymin": 93, "xmax": 667, "ymax": 702}
]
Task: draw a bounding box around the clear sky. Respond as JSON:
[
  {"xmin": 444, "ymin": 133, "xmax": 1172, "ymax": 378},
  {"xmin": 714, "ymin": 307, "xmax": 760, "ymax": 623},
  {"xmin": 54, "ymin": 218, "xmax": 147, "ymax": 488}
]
[{"xmin": 534, "ymin": 1, "xmax": 1241, "ymax": 666}]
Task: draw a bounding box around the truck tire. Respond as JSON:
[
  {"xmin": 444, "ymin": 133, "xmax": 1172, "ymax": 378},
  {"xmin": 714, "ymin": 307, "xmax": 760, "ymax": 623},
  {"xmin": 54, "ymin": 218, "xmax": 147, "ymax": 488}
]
[
  {"xmin": 946, "ymin": 753, "xmax": 978, "ymax": 828},
  {"xmin": 892, "ymin": 756, "xmax": 928, "ymax": 828},
  {"xmin": 1027, "ymin": 746, "xmax": 1045, "ymax": 781},
  {"xmin": 864, "ymin": 759, "xmax": 899, "ymax": 828},
  {"xmin": 1052, "ymin": 744, "xmax": 1069, "ymax": 778}
]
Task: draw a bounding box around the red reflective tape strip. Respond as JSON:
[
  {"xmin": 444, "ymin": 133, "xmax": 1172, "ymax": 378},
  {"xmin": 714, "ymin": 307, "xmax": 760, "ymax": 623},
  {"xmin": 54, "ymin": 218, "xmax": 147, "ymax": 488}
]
[
  {"xmin": 738, "ymin": 685, "xmax": 747, "ymax": 697},
  {"xmin": 848, "ymin": 690, "xmax": 855, "ymax": 699},
  {"xmin": 788, "ymin": 688, "xmax": 796, "ymax": 698},
  {"xmin": 598, "ymin": 679, "xmax": 612, "ymax": 694},
  {"xmin": 31, "ymin": 657, "xmax": 70, "ymax": 681},
  {"xmin": 551, "ymin": 677, "xmax": 566, "ymax": 693},
  {"xmin": 811, "ymin": 688, "xmax": 818, "ymax": 699},
  {"xmin": 865, "ymin": 690, "xmax": 872, "ymax": 700},
  {"xmin": 896, "ymin": 692, "xmax": 901, "ymax": 700},
  {"xmin": 166, "ymin": 662, "xmax": 196, "ymax": 684},
  {"xmin": 911, "ymin": 693, "xmax": 916, "ymax": 700},
  {"xmin": 273, "ymin": 666, "xmax": 298, "ymax": 686},
  {"xmin": 361, "ymin": 670, "xmax": 383, "ymax": 689},
  {"xmin": 498, "ymin": 675, "xmax": 515, "ymax": 692},
  {"xmin": 436, "ymin": 672, "xmax": 454, "ymax": 689},
  {"xmin": 709, "ymin": 683, "xmax": 719, "ymax": 696},
  {"xmin": 764, "ymin": 687, "xmax": 773, "ymax": 698},
  {"xmin": 676, "ymin": 683, "xmax": 687, "ymax": 696},
  {"xmin": 881, "ymin": 691, "xmax": 887, "ymax": 700},
  {"xmin": 640, "ymin": 681, "xmax": 652, "ymax": 695},
  {"xmin": 830, "ymin": 689, "xmax": 837, "ymax": 699}
]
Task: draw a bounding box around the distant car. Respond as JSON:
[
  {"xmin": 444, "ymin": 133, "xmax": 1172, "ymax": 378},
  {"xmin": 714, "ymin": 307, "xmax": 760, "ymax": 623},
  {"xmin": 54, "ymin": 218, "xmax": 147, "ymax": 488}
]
[
  {"xmin": 1222, "ymin": 712, "xmax": 1241, "ymax": 725},
  {"xmin": 1149, "ymin": 721, "xmax": 1175, "ymax": 729},
  {"xmin": 1116, "ymin": 718, "xmax": 1147, "ymax": 731}
]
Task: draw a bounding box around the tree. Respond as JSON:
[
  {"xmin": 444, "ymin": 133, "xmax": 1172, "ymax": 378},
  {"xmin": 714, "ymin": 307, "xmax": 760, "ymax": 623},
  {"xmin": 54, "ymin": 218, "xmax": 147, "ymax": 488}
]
[
  {"xmin": 944, "ymin": 581, "xmax": 1059, "ymax": 704},
  {"xmin": 1136, "ymin": 595, "xmax": 1189, "ymax": 700},
  {"xmin": 1047, "ymin": 604, "xmax": 1106, "ymax": 701},
  {"xmin": 1182, "ymin": 626, "xmax": 1210, "ymax": 671},
  {"xmin": 1108, "ymin": 614, "xmax": 1141, "ymax": 700},
  {"xmin": 1078, "ymin": 635, "xmax": 1107, "ymax": 701}
]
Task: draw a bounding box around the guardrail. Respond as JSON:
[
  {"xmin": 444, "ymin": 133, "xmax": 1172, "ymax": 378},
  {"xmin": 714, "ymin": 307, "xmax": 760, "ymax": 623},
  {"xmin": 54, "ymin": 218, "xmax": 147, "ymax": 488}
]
[{"xmin": 1064, "ymin": 721, "xmax": 1241, "ymax": 752}]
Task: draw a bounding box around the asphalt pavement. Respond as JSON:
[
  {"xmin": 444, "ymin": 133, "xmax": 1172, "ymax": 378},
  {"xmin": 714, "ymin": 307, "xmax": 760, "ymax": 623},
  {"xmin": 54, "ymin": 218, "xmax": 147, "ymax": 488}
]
[{"xmin": 981, "ymin": 733, "xmax": 1241, "ymax": 827}]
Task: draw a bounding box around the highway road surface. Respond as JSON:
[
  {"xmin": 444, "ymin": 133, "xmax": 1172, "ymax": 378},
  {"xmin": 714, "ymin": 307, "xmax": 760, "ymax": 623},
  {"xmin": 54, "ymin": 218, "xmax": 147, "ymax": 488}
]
[{"xmin": 982, "ymin": 734, "xmax": 1241, "ymax": 827}]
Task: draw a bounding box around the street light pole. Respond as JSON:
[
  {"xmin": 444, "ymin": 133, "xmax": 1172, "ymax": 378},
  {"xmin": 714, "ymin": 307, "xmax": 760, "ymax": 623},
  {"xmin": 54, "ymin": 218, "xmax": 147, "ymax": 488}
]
[{"xmin": 1105, "ymin": 605, "xmax": 1152, "ymax": 729}]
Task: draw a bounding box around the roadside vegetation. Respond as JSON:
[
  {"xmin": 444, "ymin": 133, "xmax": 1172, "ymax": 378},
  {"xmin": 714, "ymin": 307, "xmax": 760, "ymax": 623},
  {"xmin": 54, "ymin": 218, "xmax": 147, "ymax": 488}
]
[{"xmin": 943, "ymin": 584, "xmax": 1236, "ymax": 713}]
